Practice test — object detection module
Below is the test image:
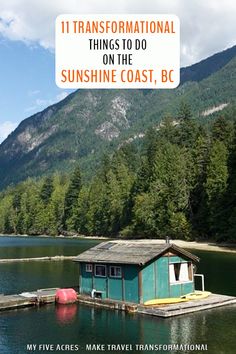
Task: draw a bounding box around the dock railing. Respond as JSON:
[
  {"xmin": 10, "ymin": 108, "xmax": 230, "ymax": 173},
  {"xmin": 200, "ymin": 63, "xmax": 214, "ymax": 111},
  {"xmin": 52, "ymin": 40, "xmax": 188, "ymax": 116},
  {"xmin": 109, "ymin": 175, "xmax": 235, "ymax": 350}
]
[{"xmin": 194, "ymin": 273, "xmax": 205, "ymax": 291}]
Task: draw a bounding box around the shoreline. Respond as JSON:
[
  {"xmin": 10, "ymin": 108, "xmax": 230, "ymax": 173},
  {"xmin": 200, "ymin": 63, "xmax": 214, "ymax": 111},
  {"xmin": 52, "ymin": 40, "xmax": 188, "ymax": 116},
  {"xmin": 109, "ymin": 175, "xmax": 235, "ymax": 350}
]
[
  {"xmin": 170, "ymin": 240, "xmax": 236, "ymax": 254},
  {"xmin": 0, "ymin": 234, "xmax": 235, "ymax": 253}
]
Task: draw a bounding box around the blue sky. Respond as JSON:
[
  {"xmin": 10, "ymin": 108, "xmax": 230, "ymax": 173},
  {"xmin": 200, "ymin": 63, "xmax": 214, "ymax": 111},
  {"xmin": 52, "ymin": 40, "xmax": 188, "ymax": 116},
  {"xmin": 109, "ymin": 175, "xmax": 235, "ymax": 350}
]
[
  {"xmin": 0, "ymin": 38, "xmax": 72, "ymax": 141},
  {"xmin": 0, "ymin": 0, "xmax": 235, "ymax": 142}
]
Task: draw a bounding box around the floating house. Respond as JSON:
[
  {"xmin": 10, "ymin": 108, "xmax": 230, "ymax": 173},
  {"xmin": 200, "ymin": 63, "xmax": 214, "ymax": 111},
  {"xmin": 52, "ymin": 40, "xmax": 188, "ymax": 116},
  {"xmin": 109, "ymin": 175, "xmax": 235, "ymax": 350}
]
[{"xmin": 74, "ymin": 240, "xmax": 200, "ymax": 304}]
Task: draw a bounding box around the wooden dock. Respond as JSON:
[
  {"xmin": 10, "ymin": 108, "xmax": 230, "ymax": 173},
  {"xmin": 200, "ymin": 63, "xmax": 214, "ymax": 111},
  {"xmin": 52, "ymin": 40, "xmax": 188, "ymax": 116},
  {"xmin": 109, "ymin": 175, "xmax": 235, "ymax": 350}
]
[
  {"xmin": 0, "ymin": 294, "xmax": 36, "ymax": 311},
  {"xmin": 1, "ymin": 290, "xmax": 235, "ymax": 317},
  {"xmin": 77, "ymin": 293, "xmax": 236, "ymax": 318},
  {"xmin": 137, "ymin": 293, "xmax": 236, "ymax": 317},
  {"xmin": 0, "ymin": 288, "xmax": 58, "ymax": 311}
]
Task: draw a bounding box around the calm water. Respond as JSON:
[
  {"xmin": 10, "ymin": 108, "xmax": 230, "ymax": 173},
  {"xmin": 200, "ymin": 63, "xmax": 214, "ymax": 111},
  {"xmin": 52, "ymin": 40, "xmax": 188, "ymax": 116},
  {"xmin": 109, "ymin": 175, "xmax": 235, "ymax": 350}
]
[
  {"xmin": 0, "ymin": 236, "xmax": 235, "ymax": 354},
  {"xmin": 189, "ymin": 249, "xmax": 236, "ymax": 296},
  {"xmin": 0, "ymin": 236, "xmax": 101, "ymax": 258},
  {"xmin": 0, "ymin": 236, "xmax": 101, "ymax": 294}
]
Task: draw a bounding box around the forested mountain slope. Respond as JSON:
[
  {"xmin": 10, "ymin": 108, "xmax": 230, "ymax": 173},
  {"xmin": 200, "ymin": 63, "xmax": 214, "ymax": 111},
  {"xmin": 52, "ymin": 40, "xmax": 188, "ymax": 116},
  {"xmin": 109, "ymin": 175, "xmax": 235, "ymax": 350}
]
[{"xmin": 0, "ymin": 45, "xmax": 235, "ymax": 189}]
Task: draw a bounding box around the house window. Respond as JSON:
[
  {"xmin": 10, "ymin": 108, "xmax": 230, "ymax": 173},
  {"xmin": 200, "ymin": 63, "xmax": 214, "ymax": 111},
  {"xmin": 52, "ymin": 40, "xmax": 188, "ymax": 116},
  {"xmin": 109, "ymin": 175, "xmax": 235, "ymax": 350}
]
[
  {"xmin": 95, "ymin": 265, "xmax": 106, "ymax": 277},
  {"xmin": 110, "ymin": 266, "xmax": 122, "ymax": 278},
  {"xmin": 85, "ymin": 264, "xmax": 92, "ymax": 272},
  {"xmin": 169, "ymin": 262, "xmax": 192, "ymax": 283}
]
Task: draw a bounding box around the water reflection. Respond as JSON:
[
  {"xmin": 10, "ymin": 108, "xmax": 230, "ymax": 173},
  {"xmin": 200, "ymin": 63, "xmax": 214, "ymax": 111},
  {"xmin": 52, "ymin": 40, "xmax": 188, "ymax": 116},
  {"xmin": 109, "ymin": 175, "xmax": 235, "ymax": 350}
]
[
  {"xmin": 0, "ymin": 303, "xmax": 235, "ymax": 354},
  {"xmin": 169, "ymin": 316, "xmax": 193, "ymax": 344},
  {"xmin": 55, "ymin": 304, "xmax": 78, "ymax": 324}
]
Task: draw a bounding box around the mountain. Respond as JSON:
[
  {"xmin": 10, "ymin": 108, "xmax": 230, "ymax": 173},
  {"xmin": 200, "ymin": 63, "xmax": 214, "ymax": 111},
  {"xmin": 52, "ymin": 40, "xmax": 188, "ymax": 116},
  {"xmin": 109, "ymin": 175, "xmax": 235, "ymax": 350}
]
[
  {"xmin": 180, "ymin": 45, "xmax": 236, "ymax": 83},
  {"xmin": 0, "ymin": 45, "xmax": 236, "ymax": 189}
]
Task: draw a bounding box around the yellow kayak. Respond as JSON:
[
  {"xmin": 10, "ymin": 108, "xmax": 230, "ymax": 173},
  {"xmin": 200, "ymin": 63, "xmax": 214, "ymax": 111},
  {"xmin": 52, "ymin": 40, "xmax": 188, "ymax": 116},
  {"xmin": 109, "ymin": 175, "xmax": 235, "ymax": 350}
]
[
  {"xmin": 144, "ymin": 291, "xmax": 211, "ymax": 306},
  {"xmin": 181, "ymin": 291, "xmax": 211, "ymax": 300},
  {"xmin": 144, "ymin": 297, "xmax": 189, "ymax": 306}
]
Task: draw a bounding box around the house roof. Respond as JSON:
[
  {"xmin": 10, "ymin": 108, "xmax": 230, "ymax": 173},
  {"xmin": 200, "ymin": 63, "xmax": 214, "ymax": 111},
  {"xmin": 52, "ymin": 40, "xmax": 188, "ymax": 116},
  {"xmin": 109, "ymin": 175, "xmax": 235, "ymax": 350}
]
[{"xmin": 74, "ymin": 240, "xmax": 199, "ymax": 265}]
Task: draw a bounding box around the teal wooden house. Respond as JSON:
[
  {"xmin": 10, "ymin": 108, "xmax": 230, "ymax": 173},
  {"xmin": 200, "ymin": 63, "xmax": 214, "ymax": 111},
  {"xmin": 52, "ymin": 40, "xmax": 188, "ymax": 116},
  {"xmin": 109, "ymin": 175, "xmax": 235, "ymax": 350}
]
[{"xmin": 74, "ymin": 241, "xmax": 199, "ymax": 304}]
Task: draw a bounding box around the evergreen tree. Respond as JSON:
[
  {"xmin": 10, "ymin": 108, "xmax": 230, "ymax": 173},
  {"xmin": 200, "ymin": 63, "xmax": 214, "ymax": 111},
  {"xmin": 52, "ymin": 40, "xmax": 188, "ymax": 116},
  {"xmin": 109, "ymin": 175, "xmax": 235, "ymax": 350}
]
[
  {"xmin": 212, "ymin": 116, "xmax": 233, "ymax": 147},
  {"xmin": 132, "ymin": 142, "xmax": 191, "ymax": 239},
  {"xmin": 86, "ymin": 176, "xmax": 110, "ymax": 235},
  {"xmin": 204, "ymin": 141, "xmax": 229, "ymax": 235},
  {"xmin": 158, "ymin": 115, "xmax": 178, "ymax": 144},
  {"xmin": 134, "ymin": 157, "xmax": 150, "ymax": 194},
  {"xmin": 47, "ymin": 175, "xmax": 67, "ymax": 235},
  {"xmin": 64, "ymin": 166, "xmax": 82, "ymax": 230},
  {"xmin": 177, "ymin": 102, "xmax": 199, "ymax": 148},
  {"xmin": 217, "ymin": 121, "xmax": 236, "ymax": 240},
  {"xmin": 205, "ymin": 141, "xmax": 228, "ymax": 204},
  {"xmin": 73, "ymin": 186, "xmax": 90, "ymax": 235},
  {"xmin": 189, "ymin": 133, "xmax": 210, "ymax": 235},
  {"xmin": 178, "ymin": 101, "xmax": 192, "ymax": 121},
  {"xmin": 40, "ymin": 176, "xmax": 54, "ymax": 204}
]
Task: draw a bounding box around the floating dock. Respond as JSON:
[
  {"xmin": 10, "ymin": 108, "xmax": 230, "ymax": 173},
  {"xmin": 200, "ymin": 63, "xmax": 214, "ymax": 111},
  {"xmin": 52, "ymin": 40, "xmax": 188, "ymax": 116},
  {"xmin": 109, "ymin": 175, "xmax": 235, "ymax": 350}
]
[
  {"xmin": 77, "ymin": 293, "xmax": 236, "ymax": 318},
  {"xmin": 0, "ymin": 288, "xmax": 58, "ymax": 311},
  {"xmin": 0, "ymin": 290, "xmax": 235, "ymax": 317}
]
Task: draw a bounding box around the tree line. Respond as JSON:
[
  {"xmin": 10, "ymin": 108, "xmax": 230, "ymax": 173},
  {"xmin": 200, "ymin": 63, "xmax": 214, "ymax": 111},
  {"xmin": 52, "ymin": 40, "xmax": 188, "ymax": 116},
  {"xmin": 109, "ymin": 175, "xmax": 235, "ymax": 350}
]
[{"xmin": 0, "ymin": 102, "xmax": 236, "ymax": 242}]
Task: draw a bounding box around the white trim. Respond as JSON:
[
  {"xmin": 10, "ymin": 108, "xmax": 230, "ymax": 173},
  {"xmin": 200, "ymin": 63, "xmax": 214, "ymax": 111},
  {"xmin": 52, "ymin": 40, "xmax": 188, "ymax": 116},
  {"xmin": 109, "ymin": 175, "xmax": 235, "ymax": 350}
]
[
  {"xmin": 95, "ymin": 264, "xmax": 107, "ymax": 277},
  {"xmin": 169, "ymin": 262, "xmax": 192, "ymax": 284},
  {"xmin": 109, "ymin": 266, "xmax": 122, "ymax": 278},
  {"xmin": 85, "ymin": 263, "xmax": 93, "ymax": 272},
  {"xmin": 170, "ymin": 281, "xmax": 193, "ymax": 285},
  {"xmin": 169, "ymin": 263, "xmax": 176, "ymax": 283},
  {"xmin": 194, "ymin": 273, "xmax": 205, "ymax": 291},
  {"xmin": 191, "ymin": 263, "xmax": 194, "ymax": 281},
  {"xmin": 179, "ymin": 262, "xmax": 189, "ymax": 281}
]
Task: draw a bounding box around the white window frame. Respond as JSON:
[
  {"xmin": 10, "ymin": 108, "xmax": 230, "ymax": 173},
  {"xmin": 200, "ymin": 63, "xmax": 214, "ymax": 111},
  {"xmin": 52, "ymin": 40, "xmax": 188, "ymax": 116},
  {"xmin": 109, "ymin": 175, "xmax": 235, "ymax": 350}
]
[
  {"xmin": 109, "ymin": 266, "xmax": 122, "ymax": 278},
  {"xmin": 95, "ymin": 264, "xmax": 107, "ymax": 277},
  {"xmin": 169, "ymin": 262, "xmax": 192, "ymax": 284},
  {"xmin": 85, "ymin": 263, "xmax": 93, "ymax": 272}
]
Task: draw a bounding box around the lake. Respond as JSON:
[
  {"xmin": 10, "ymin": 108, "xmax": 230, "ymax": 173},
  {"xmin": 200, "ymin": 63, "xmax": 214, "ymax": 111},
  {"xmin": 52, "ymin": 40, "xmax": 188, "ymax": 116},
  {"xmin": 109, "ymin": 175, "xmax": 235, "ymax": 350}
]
[
  {"xmin": 0, "ymin": 236, "xmax": 101, "ymax": 294},
  {"xmin": 0, "ymin": 236, "xmax": 235, "ymax": 354}
]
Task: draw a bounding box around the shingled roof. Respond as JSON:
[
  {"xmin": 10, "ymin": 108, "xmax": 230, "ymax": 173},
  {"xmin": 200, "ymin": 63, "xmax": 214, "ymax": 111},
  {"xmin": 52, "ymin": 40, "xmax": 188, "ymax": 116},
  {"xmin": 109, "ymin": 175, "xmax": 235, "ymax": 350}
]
[{"xmin": 74, "ymin": 240, "xmax": 199, "ymax": 265}]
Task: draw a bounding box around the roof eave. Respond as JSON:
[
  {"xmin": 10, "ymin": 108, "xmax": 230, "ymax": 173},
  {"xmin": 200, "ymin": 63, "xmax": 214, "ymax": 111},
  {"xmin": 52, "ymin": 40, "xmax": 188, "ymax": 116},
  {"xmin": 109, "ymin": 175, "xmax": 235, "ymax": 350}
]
[
  {"xmin": 170, "ymin": 243, "xmax": 200, "ymax": 262},
  {"xmin": 138, "ymin": 243, "xmax": 200, "ymax": 265},
  {"xmin": 74, "ymin": 258, "xmax": 142, "ymax": 265}
]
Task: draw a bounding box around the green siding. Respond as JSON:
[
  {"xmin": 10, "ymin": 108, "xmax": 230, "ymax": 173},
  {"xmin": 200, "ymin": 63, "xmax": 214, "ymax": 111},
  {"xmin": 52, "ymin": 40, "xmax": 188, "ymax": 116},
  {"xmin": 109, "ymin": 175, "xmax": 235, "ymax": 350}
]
[
  {"xmin": 182, "ymin": 282, "xmax": 194, "ymax": 294},
  {"xmin": 108, "ymin": 277, "xmax": 123, "ymax": 301},
  {"xmin": 123, "ymin": 265, "xmax": 139, "ymax": 303},
  {"xmin": 80, "ymin": 263, "xmax": 92, "ymax": 294},
  {"xmin": 142, "ymin": 263, "xmax": 155, "ymax": 302},
  {"xmin": 93, "ymin": 272, "xmax": 107, "ymax": 298},
  {"xmin": 170, "ymin": 282, "xmax": 194, "ymax": 297},
  {"xmin": 170, "ymin": 284, "xmax": 182, "ymax": 297},
  {"xmin": 79, "ymin": 263, "xmax": 139, "ymax": 302},
  {"xmin": 156, "ymin": 257, "xmax": 169, "ymax": 298}
]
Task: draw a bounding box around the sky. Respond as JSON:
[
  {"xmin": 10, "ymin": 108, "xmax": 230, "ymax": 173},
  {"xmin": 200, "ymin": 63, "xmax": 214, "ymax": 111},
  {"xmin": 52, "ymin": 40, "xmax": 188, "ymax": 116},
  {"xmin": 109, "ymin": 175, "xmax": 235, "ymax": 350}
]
[{"xmin": 0, "ymin": 0, "xmax": 235, "ymax": 142}]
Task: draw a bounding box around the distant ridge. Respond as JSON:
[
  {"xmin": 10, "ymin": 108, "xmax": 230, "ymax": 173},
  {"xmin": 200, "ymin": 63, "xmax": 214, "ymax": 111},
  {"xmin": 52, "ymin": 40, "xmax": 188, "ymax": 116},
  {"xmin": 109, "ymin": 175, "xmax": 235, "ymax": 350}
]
[{"xmin": 180, "ymin": 45, "xmax": 236, "ymax": 83}]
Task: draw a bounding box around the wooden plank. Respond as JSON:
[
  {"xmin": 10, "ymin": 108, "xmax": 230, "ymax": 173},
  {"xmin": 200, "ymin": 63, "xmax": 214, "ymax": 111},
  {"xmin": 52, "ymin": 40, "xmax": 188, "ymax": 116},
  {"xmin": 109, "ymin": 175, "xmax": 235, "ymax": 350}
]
[
  {"xmin": 0, "ymin": 288, "xmax": 60, "ymax": 311},
  {"xmin": 77, "ymin": 293, "xmax": 236, "ymax": 318},
  {"xmin": 0, "ymin": 295, "xmax": 36, "ymax": 311},
  {"xmin": 137, "ymin": 294, "xmax": 236, "ymax": 317}
]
